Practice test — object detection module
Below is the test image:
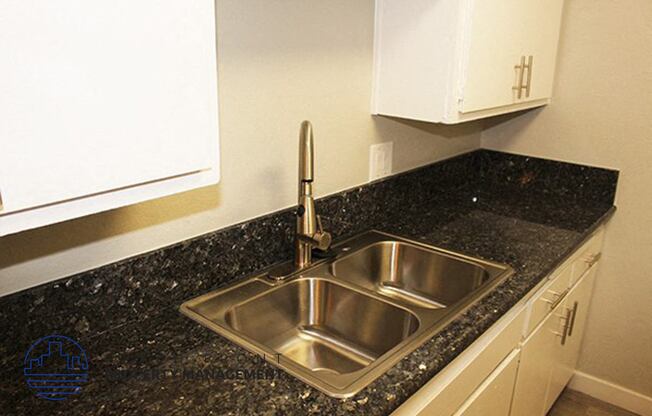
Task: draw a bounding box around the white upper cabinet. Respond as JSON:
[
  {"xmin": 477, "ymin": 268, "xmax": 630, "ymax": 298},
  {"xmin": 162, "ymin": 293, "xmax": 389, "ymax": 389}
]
[
  {"xmin": 0, "ymin": 0, "xmax": 220, "ymax": 236},
  {"xmin": 372, "ymin": 0, "xmax": 565, "ymax": 124}
]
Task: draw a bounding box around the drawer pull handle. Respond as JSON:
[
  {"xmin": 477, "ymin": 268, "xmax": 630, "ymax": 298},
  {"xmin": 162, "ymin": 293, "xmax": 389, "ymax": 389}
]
[
  {"xmin": 585, "ymin": 252, "xmax": 602, "ymax": 267},
  {"xmin": 0, "ymin": 189, "xmax": 3, "ymax": 211},
  {"xmin": 542, "ymin": 289, "xmax": 568, "ymax": 310},
  {"xmin": 567, "ymin": 301, "xmax": 579, "ymax": 337}
]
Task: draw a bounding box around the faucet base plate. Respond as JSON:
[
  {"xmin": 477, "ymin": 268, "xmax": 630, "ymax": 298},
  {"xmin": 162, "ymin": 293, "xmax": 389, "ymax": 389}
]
[{"xmin": 266, "ymin": 261, "xmax": 308, "ymax": 280}]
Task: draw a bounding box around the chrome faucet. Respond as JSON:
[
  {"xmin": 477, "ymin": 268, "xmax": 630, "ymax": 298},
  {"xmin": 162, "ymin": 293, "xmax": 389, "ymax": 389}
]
[{"xmin": 295, "ymin": 121, "xmax": 331, "ymax": 269}]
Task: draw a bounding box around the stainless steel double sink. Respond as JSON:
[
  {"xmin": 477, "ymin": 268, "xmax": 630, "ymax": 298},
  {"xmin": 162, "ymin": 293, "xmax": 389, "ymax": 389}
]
[{"xmin": 180, "ymin": 231, "xmax": 513, "ymax": 398}]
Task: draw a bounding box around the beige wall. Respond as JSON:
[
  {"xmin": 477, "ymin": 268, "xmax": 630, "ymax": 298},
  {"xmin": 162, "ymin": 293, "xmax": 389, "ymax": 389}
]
[
  {"xmin": 482, "ymin": 0, "xmax": 652, "ymax": 398},
  {"xmin": 0, "ymin": 0, "xmax": 480, "ymax": 295}
]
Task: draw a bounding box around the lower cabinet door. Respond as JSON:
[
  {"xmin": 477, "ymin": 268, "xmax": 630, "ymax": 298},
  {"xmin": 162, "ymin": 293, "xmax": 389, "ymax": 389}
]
[
  {"xmin": 511, "ymin": 300, "xmax": 567, "ymax": 416},
  {"xmin": 564, "ymin": 265, "xmax": 597, "ymax": 369},
  {"xmin": 544, "ymin": 265, "xmax": 598, "ymax": 412},
  {"xmin": 453, "ymin": 350, "xmax": 520, "ymax": 416}
]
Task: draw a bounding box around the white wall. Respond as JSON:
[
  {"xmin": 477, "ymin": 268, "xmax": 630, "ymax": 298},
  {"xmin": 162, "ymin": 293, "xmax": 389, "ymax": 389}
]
[
  {"xmin": 482, "ymin": 0, "xmax": 652, "ymax": 399},
  {"xmin": 0, "ymin": 0, "xmax": 481, "ymax": 296}
]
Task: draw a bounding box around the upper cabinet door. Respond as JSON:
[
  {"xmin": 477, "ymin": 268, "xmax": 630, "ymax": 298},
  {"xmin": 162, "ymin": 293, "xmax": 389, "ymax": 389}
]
[
  {"xmin": 0, "ymin": 0, "xmax": 219, "ymax": 235},
  {"xmin": 460, "ymin": 0, "xmax": 526, "ymax": 113},
  {"xmin": 460, "ymin": 0, "xmax": 565, "ymax": 113},
  {"xmin": 520, "ymin": 0, "xmax": 565, "ymax": 103}
]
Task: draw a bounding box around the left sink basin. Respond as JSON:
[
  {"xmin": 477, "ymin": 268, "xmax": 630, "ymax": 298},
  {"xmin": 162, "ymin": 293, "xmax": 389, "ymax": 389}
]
[
  {"xmin": 224, "ymin": 278, "xmax": 419, "ymax": 375},
  {"xmin": 181, "ymin": 274, "xmax": 421, "ymax": 396}
]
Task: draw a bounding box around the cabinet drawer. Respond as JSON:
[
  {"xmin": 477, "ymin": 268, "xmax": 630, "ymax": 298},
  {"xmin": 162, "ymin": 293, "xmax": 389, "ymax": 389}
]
[
  {"xmin": 571, "ymin": 229, "xmax": 604, "ymax": 286},
  {"xmin": 525, "ymin": 265, "xmax": 572, "ymax": 337}
]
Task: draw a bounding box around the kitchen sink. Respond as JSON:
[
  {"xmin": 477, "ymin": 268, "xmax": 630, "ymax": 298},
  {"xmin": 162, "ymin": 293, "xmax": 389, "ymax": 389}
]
[{"xmin": 180, "ymin": 231, "xmax": 513, "ymax": 397}]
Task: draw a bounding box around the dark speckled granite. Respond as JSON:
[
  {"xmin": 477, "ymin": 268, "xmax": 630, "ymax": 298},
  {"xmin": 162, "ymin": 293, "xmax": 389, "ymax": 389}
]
[
  {"xmin": 475, "ymin": 150, "xmax": 618, "ymax": 203},
  {"xmin": 0, "ymin": 150, "xmax": 618, "ymax": 415}
]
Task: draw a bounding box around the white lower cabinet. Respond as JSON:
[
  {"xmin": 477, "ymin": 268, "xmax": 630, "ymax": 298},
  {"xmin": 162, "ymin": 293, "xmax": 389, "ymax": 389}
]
[
  {"xmin": 512, "ymin": 256, "xmax": 599, "ymax": 416},
  {"xmin": 453, "ymin": 350, "xmax": 520, "ymax": 416},
  {"xmin": 392, "ymin": 229, "xmax": 604, "ymax": 416},
  {"xmin": 392, "ymin": 303, "xmax": 526, "ymax": 416}
]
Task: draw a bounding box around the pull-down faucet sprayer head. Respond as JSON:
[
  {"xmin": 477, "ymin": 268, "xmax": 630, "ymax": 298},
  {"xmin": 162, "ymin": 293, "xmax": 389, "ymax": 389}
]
[{"xmin": 299, "ymin": 121, "xmax": 314, "ymax": 184}]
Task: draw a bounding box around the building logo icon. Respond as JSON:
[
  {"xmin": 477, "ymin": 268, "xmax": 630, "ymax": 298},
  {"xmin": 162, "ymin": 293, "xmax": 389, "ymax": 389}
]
[{"xmin": 23, "ymin": 335, "xmax": 89, "ymax": 401}]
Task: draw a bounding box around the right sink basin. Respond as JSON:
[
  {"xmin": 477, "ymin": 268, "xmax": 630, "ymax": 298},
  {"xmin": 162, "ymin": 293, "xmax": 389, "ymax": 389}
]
[{"xmin": 331, "ymin": 240, "xmax": 494, "ymax": 309}]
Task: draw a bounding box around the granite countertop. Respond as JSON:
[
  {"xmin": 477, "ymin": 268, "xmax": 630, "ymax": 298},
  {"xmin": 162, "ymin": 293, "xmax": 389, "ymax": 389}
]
[{"xmin": 0, "ymin": 150, "xmax": 618, "ymax": 415}]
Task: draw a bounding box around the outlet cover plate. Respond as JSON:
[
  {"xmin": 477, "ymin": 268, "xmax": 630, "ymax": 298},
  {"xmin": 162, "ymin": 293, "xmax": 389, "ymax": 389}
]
[{"xmin": 369, "ymin": 142, "xmax": 393, "ymax": 181}]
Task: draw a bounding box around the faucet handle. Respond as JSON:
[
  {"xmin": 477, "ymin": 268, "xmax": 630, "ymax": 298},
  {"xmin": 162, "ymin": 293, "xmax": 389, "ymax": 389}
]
[
  {"xmin": 313, "ymin": 216, "xmax": 332, "ymax": 251},
  {"xmin": 312, "ymin": 231, "xmax": 332, "ymax": 251}
]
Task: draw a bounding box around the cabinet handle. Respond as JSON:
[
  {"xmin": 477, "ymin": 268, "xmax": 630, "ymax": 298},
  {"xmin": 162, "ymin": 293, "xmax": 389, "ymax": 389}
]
[
  {"xmin": 0, "ymin": 189, "xmax": 3, "ymax": 211},
  {"xmin": 524, "ymin": 55, "xmax": 533, "ymax": 98},
  {"xmin": 542, "ymin": 288, "xmax": 568, "ymax": 310},
  {"xmin": 513, "ymin": 56, "xmax": 526, "ymax": 99},
  {"xmin": 561, "ymin": 308, "xmax": 572, "ymax": 345},
  {"xmin": 585, "ymin": 252, "xmax": 602, "ymax": 267},
  {"xmin": 567, "ymin": 301, "xmax": 579, "ymax": 337},
  {"xmin": 554, "ymin": 309, "xmax": 572, "ymax": 346}
]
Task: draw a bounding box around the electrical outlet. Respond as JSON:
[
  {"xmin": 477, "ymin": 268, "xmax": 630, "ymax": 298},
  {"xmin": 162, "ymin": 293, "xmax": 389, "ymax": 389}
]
[{"xmin": 369, "ymin": 142, "xmax": 393, "ymax": 181}]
